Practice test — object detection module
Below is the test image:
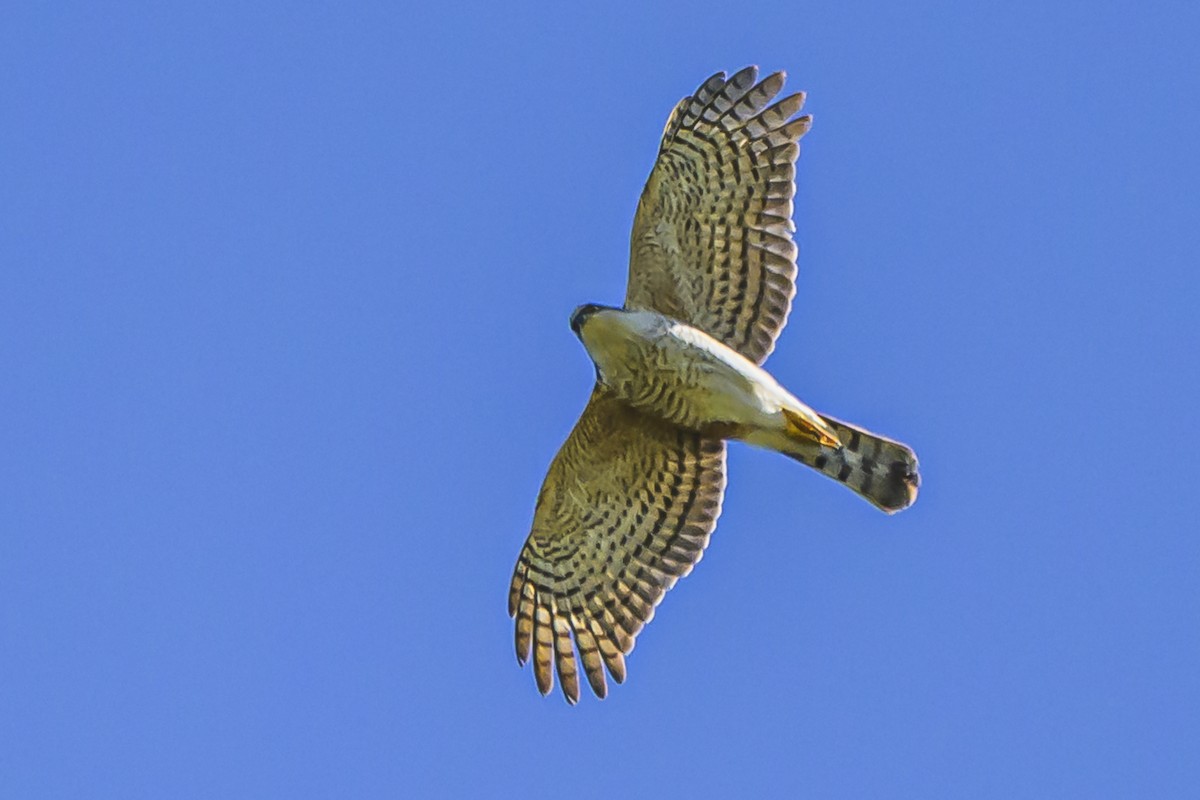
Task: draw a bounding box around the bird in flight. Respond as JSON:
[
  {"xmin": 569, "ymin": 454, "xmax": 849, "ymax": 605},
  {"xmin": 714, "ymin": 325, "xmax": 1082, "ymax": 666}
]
[{"xmin": 508, "ymin": 67, "xmax": 920, "ymax": 703}]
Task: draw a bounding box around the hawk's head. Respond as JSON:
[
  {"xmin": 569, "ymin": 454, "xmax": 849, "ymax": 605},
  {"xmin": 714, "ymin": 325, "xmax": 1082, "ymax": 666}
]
[{"xmin": 569, "ymin": 303, "xmax": 613, "ymax": 337}]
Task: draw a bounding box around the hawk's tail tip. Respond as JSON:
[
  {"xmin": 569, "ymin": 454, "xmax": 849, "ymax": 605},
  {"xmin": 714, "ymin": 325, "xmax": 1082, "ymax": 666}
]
[{"xmin": 787, "ymin": 416, "xmax": 920, "ymax": 514}]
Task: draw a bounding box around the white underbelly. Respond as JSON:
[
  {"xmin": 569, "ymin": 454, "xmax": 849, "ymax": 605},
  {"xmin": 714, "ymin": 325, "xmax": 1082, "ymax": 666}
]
[
  {"xmin": 583, "ymin": 308, "xmax": 801, "ymax": 433},
  {"xmin": 680, "ymin": 355, "xmax": 788, "ymax": 427},
  {"xmin": 604, "ymin": 323, "xmax": 795, "ymax": 431}
]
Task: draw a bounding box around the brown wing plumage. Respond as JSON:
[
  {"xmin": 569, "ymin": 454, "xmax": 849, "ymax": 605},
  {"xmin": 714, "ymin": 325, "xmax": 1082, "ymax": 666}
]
[
  {"xmin": 625, "ymin": 66, "xmax": 811, "ymax": 365},
  {"xmin": 508, "ymin": 389, "xmax": 726, "ymax": 703}
]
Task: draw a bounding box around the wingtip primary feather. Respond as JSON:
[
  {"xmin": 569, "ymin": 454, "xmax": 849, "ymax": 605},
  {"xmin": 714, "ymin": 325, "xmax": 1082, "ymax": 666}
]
[
  {"xmin": 514, "ymin": 579, "xmax": 535, "ymax": 665},
  {"xmin": 550, "ymin": 598, "xmax": 581, "ymax": 704},
  {"xmin": 532, "ymin": 600, "xmax": 555, "ymax": 696},
  {"xmin": 728, "ymin": 65, "xmax": 759, "ymax": 89}
]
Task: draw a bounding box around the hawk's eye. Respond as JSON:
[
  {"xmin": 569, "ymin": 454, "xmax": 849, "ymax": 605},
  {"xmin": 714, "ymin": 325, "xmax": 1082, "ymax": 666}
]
[{"xmin": 570, "ymin": 304, "xmax": 600, "ymax": 334}]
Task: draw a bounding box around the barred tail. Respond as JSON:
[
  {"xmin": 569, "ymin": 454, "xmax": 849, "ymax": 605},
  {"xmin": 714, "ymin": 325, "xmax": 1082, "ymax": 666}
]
[{"xmin": 787, "ymin": 415, "xmax": 920, "ymax": 513}]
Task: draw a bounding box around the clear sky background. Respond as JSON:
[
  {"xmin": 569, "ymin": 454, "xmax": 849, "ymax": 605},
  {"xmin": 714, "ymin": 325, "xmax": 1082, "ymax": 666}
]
[{"xmin": 3, "ymin": 1, "xmax": 1198, "ymax": 797}]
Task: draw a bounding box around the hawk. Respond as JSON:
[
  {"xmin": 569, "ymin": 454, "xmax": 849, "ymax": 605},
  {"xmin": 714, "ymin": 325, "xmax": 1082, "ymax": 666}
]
[{"xmin": 508, "ymin": 67, "xmax": 920, "ymax": 703}]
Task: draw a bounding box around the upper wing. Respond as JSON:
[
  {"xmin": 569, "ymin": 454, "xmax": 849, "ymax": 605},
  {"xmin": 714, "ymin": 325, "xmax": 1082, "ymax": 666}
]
[
  {"xmin": 626, "ymin": 66, "xmax": 811, "ymax": 365},
  {"xmin": 508, "ymin": 389, "xmax": 726, "ymax": 703}
]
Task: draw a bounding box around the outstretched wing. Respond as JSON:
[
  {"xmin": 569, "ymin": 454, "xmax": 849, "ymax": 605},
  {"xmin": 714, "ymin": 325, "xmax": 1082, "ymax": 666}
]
[
  {"xmin": 508, "ymin": 389, "xmax": 726, "ymax": 703},
  {"xmin": 626, "ymin": 66, "xmax": 811, "ymax": 365}
]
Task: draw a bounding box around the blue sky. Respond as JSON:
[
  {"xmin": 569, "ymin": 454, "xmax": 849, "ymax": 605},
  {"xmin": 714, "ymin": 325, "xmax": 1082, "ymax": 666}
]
[{"xmin": 3, "ymin": 1, "xmax": 1198, "ymax": 797}]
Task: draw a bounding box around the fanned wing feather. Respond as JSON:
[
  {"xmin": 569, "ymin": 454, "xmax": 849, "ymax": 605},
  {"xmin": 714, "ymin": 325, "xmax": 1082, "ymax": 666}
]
[
  {"xmin": 508, "ymin": 389, "xmax": 726, "ymax": 703},
  {"xmin": 626, "ymin": 66, "xmax": 811, "ymax": 365}
]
